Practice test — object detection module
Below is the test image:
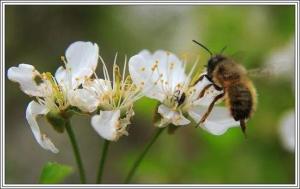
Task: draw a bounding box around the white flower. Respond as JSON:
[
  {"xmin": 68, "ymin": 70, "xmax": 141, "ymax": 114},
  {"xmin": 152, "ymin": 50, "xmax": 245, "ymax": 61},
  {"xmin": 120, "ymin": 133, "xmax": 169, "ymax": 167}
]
[
  {"xmin": 279, "ymin": 110, "xmax": 295, "ymax": 153},
  {"xmin": 129, "ymin": 50, "xmax": 239, "ymax": 135},
  {"xmin": 71, "ymin": 54, "xmax": 141, "ymax": 141},
  {"xmin": 263, "ymin": 38, "xmax": 295, "ymax": 90},
  {"xmin": 7, "ymin": 41, "xmax": 99, "ymax": 153},
  {"xmin": 264, "ymin": 38, "xmax": 294, "ymax": 79}
]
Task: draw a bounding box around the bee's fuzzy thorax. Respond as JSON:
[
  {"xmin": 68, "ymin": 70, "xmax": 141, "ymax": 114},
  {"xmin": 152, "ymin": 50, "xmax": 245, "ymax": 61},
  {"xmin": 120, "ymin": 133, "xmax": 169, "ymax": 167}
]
[{"xmin": 205, "ymin": 55, "xmax": 257, "ymax": 135}]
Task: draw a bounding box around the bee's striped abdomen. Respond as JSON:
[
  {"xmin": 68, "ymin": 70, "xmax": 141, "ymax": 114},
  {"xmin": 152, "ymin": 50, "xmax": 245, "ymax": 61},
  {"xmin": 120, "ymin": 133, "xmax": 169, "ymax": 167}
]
[{"xmin": 227, "ymin": 82, "xmax": 253, "ymax": 121}]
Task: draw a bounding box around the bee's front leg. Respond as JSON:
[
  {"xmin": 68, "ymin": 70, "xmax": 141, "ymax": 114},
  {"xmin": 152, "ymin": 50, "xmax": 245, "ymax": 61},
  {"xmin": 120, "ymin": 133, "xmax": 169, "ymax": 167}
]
[
  {"xmin": 193, "ymin": 74, "xmax": 212, "ymax": 86},
  {"xmin": 198, "ymin": 83, "xmax": 223, "ymax": 99},
  {"xmin": 213, "ymin": 84, "xmax": 223, "ymax": 91},
  {"xmin": 198, "ymin": 83, "xmax": 213, "ymax": 98},
  {"xmin": 197, "ymin": 92, "xmax": 225, "ymax": 126}
]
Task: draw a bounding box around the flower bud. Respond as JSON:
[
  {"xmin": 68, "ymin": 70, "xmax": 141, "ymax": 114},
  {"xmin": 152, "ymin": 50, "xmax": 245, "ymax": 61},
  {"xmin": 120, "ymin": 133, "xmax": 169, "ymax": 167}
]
[{"xmin": 46, "ymin": 110, "xmax": 66, "ymax": 133}]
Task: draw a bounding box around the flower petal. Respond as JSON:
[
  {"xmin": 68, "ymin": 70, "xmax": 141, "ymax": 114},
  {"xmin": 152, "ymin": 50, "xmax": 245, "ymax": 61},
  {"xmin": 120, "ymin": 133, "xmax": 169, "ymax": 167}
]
[
  {"xmin": 26, "ymin": 101, "xmax": 59, "ymax": 153},
  {"xmin": 69, "ymin": 78, "xmax": 113, "ymax": 113},
  {"xmin": 83, "ymin": 78, "xmax": 112, "ymax": 96},
  {"xmin": 7, "ymin": 64, "xmax": 48, "ymax": 97},
  {"xmin": 190, "ymin": 75, "xmax": 223, "ymax": 106},
  {"xmin": 91, "ymin": 110, "xmax": 121, "ymax": 141},
  {"xmin": 188, "ymin": 106, "xmax": 239, "ymax": 135},
  {"xmin": 129, "ymin": 54, "xmax": 166, "ymax": 101},
  {"xmin": 55, "ymin": 41, "xmax": 99, "ymax": 89},
  {"xmin": 153, "ymin": 50, "xmax": 186, "ymax": 90},
  {"xmin": 68, "ymin": 89, "xmax": 99, "ymax": 113},
  {"xmin": 119, "ymin": 106, "xmax": 135, "ymax": 136},
  {"xmin": 137, "ymin": 49, "xmax": 153, "ymax": 60},
  {"xmin": 54, "ymin": 66, "xmax": 67, "ymax": 86},
  {"xmin": 129, "ymin": 50, "xmax": 186, "ymax": 102},
  {"xmin": 158, "ymin": 104, "xmax": 190, "ymax": 126}
]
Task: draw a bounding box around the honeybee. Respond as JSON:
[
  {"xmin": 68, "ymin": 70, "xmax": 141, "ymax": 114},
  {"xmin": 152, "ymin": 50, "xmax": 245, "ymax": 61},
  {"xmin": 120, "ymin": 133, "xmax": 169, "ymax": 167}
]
[{"xmin": 193, "ymin": 40, "xmax": 257, "ymax": 137}]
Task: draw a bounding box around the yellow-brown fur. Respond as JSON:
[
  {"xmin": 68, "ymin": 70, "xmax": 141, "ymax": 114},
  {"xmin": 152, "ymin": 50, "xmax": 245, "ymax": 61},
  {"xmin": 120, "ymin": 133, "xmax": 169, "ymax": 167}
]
[
  {"xmin": 198, "ymin": 55, "xmax": 257, "ymax": 136},
  {"xmin": 212, "ymin": 58, "xmax": 257, "ymax": 121},
  {"xmin": 192, "ymin": 40, "xmax": 257, "ymax": 136}
]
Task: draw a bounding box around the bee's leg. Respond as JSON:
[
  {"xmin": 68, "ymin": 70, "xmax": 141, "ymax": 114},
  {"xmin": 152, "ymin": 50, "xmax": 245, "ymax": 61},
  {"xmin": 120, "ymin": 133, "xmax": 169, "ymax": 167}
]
[
  {"xmin": 198, "ymin": 92, "xmax": 225, "ymax": 125},
  {"xmin": 193, "ymin": 74, "xmax": 211, "ymax": 86},
  {"xmin": 198, "ymin": 83, "xmax": 223, "ymax": 99},
  {"xmin": 213, "ymin": 84, "xmax": 223, "ymax": 91},
  {"xmin": 198, "ymin": 84, "xmax": 213, "ymax": 98}
]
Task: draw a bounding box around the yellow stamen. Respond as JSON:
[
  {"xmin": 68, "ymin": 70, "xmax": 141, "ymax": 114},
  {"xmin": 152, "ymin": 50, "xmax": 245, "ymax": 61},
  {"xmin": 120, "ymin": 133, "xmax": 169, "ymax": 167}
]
[{"xmin": 43, "ymin": 72, "xmax": 64, "ymax": 107}]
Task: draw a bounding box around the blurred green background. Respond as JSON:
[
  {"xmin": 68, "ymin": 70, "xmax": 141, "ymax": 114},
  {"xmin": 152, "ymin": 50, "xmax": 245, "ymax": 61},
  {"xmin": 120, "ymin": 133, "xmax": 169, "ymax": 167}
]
[{"xmin": 5, "ymin": 5, "xmax": 295, "ymax": 184}]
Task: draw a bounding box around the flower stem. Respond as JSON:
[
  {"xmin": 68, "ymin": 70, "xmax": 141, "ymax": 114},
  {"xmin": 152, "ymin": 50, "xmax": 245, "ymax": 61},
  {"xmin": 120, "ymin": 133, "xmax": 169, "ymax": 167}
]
[
  {"xmin": 65, "ymin": 120, "xmax": 86, "ymax": 184},
  {"xmin": 96, "ymin": 140, "xmax": 110, "ymax": 184},
  {"xmin": 124, "ymin": 127, "xmax": 165, "ymax": 183}
]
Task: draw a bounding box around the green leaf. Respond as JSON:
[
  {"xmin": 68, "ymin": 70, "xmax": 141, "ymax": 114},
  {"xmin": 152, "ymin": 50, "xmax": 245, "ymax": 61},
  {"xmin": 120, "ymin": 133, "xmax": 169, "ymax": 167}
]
[{"xmin": 39, "ymin": 162, "xmax": 73, "ymax": 184}]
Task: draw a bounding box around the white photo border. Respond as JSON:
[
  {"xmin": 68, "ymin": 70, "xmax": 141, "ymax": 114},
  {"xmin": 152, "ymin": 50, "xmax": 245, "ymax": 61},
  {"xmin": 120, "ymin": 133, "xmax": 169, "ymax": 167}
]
[{"xmin": 0, "ymin": 0, "xmax": 299, "ymax": 188}]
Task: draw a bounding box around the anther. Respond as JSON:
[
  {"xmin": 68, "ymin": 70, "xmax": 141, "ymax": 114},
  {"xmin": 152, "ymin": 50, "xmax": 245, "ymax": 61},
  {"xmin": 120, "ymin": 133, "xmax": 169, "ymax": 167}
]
[
  {"xmin": 151, "ymin": 65, "xmax": 157, "ymax": 71},
  {"xmin": 60, "ymin": 56, "xmax": 65, "ymax": 62}
]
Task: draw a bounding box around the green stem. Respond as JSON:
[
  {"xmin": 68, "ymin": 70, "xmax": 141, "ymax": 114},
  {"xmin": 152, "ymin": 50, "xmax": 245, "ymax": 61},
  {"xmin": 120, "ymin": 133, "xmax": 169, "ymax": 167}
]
[
  {"xmin": 124, "ymin": 127, "xmax": 165, "ymax": 183},
  {"xmin": 65, "ymin": 120, "xmax": 86, "ymax": 184},
  {"xmin": 96, "ymin": 140, "xmax": 110, "ymax": 184}
]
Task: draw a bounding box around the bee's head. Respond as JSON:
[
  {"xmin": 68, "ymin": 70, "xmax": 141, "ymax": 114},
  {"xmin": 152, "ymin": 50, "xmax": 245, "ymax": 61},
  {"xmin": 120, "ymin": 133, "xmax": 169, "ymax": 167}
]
[
  {"xmin": 192, "ymin": 40, "xmax": 227, "ymax": 80},
  {"xmin": 206, "ymin": 54, "xmax": 226, "ymax": 79}
]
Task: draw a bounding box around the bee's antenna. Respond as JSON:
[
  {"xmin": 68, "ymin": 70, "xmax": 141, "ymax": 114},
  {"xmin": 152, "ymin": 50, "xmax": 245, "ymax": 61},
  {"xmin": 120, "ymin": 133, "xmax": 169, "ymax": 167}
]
[
  {"xmin": 220, "ymin": 46, "xmax": 227, "ymax": 54},
  {"xmin": 192, "ymin": 40, "xmax": 213, "ymax": 56}
]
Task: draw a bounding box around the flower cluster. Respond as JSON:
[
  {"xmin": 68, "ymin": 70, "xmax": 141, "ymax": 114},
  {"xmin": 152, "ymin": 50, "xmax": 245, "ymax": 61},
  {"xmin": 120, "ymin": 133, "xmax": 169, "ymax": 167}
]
[
  {"xmin": 7, "ymin": 41, "xmax": 239, "ymax": 153},
  {"xmin": 128, "ymin": 50, "xmax": 239, "ymax": 133}
]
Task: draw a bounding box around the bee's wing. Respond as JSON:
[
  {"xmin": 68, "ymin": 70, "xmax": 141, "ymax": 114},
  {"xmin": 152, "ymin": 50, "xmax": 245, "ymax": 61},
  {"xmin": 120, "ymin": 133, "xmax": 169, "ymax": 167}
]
[
  {"xmin": 247, "ymin": 62, "xmax": 294, "ymax": 79},
  {"xmin": 247, "ymin": 67, "xmax": 275, "ymax": 78}
]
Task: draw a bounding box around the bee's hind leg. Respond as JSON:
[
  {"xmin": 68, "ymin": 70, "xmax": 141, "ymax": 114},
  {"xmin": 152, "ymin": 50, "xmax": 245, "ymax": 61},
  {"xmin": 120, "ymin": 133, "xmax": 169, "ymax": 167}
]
[
  {"xmin": 197, "ymin": 92, "xmax": 225, "ymax": 126},
  {"xmin": 240, "ymin": 119, "xmax": 248, "ymax": 139}
]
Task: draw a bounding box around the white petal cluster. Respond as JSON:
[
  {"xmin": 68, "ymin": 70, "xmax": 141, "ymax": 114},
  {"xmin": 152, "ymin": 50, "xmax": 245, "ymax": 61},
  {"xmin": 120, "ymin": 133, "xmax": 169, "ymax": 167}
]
[
  {"xmin": 8, "ymin": 41, "xmax": 99, "ymax": 153},
  {"xmin": 70, "ymin": 54, "xmax": 141, "ymax": 141},
  {"xmin": 129, "ymin": 50, "xmax": 239, "ymax": 135},
  {"xmin": 8, "ymin": 42, "xmax": 241, "ymax": 153}
]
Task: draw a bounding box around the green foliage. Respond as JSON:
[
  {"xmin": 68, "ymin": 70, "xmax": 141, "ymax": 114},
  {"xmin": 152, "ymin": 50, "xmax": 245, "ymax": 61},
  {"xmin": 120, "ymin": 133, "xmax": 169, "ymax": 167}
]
[{"xmin": 39, "ymin": 162, "xmax": 73, "ymax": 184}]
